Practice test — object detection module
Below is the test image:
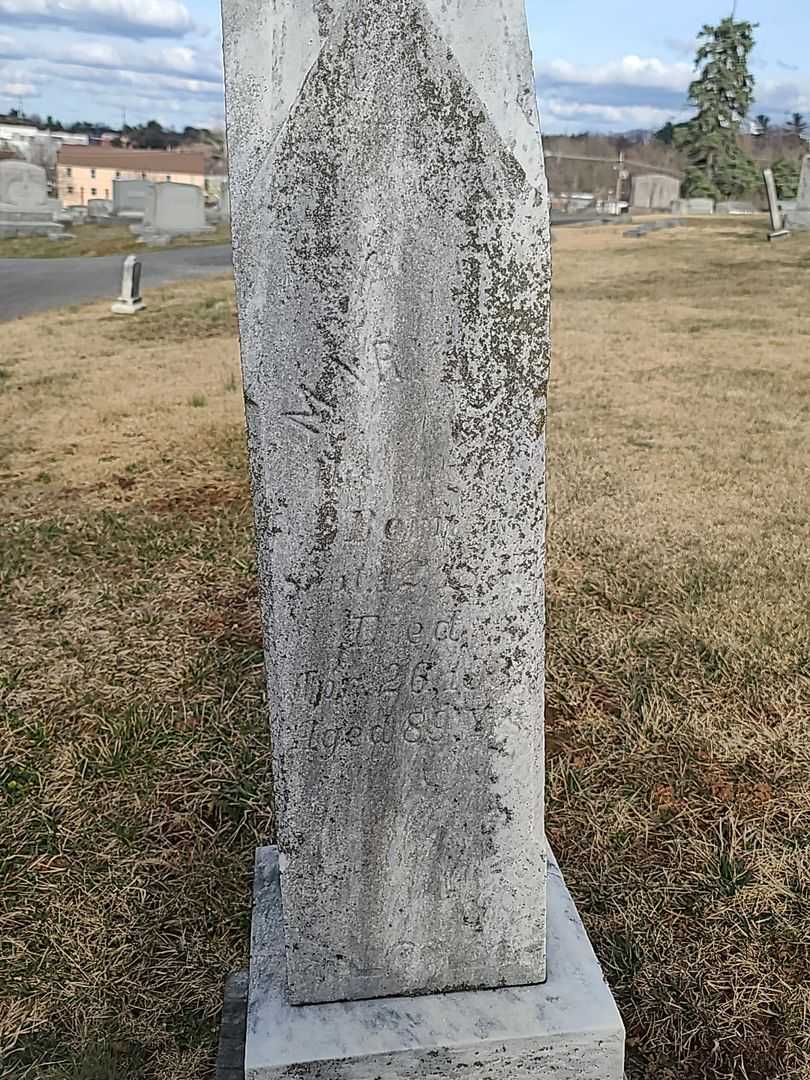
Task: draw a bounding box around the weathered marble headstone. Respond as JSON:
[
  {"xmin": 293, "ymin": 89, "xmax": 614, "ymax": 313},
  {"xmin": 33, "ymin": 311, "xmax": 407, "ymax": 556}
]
[
  {"xmin": 763, "ymin": 168, "xmax": 789, "ymax": 241},
  {"xmin": 783, "ymin": 155, "xmax": 810, "ymax": 231},
  {"xmin": 111, "ymin": 254, "xmax": 145, "ymax": 314},
  {"xmin": 631, "ymin": 173, "xmax": 680, "ymax": 211},
  {"xmin": 134, "ymin": 181, "xmax": 212, "ymax": 240},
  {"xmin": 87, "ymin": 197, "xmax": 114, "ymax": 220},
  {"xmin": 112, "ymin": 178, "xmax": 153, "ymax": 220},
  {"xmin": 0, "ymin": 160, "xmax": 64, "ymax": 237},
  {"xmin": 221, "ymin": 1, "xmax": 624, "ymax": 1077}
]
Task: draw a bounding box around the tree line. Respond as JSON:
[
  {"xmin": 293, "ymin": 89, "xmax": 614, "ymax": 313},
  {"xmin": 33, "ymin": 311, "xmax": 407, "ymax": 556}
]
[{"xmin": 0, "ymin": 111, "xmax": 223, "ymax": 151}]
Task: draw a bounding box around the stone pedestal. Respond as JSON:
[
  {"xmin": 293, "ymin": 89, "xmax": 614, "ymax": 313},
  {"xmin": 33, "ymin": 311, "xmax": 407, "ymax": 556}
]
[
  {"xmin": 111, "ymin": 254, "xmax": 145, "ymax": 315},
  {"xmin": 244, "ymin": 847, "xmax": 624, "ymax": 1080}
]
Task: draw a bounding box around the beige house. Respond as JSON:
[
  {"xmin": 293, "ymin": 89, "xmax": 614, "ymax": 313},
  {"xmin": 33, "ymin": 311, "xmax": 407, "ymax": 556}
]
[{"xmin": 56, "ymin": 146, "xmax": 207, "ymax": 207}]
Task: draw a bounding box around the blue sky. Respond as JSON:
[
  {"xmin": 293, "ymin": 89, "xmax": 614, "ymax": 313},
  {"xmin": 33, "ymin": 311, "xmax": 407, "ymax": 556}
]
[{"xmin": 0, "ymin": 0, "xmax": 807, "ymax": 133}]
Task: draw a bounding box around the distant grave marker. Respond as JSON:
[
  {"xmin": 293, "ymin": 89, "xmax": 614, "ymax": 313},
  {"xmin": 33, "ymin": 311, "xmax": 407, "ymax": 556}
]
[
  {"xmin": 631, "ymin": 173, "xmax": 680, "ymax": 211},
  {"xmin": 763, "ymin": 168, "xmax": 790, "ymax": 241},
  {"xmin": 135, "ymin": 182, "xmax": 213, "ymax": 241},
  {"xmin": 783, "ymin": 155, "xmax": 810, "ymax": 231},
  {"xmin": 0, "ymin": 160, "xmax": 65, "ymax": 238},
  {"xmin": 112, "ymin": 179, "xmax": 153, "ymax": 220},
  {"xmin": 111, "ymin": 254, "xmax": 145, "ymax": 315}
]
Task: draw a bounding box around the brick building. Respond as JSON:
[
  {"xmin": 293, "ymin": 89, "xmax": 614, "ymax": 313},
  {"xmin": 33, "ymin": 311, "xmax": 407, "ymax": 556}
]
[{"xmin": 56, "ymin": 146, "xmax": 207, "ymax": 207}]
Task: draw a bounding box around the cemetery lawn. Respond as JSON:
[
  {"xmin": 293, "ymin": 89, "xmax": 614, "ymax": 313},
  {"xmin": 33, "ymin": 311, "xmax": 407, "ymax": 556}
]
[
  {"xmin": 0, "ymin": 221, "xmax": 231, "ymax": 259},
  {"xmin": 1, "ymin": 217, "xmax": 808, "ymax": 1080}
]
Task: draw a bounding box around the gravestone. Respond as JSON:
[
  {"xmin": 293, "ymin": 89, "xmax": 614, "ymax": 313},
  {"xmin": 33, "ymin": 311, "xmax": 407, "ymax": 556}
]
[
  {"xmin": 631, "ymin": 173, "xmax": 680, "ymax": 211},
  {"xmin": 221, "ymin": 0, "xmax": 624, "ymax": 1077},
  {"xmin": 672, "ymin": 197, "xmax": 715, "ymax": 215},
  {"xmin": 112, "ymin": 178, "xmax": 153, "ymax": 220},
  {"xmin": 111, "ymin": 254, "xmax": 145, "ymax": 314},
  {"xmin": 783, "ymin": 155, "xmax": 810, "ymax": 230},
  {"xmin": 219, "ymin": 182, "xmax": 230, "ymax": 222},
  {"xmin": 134, "ymin": 181, "xmax": 213, "ymax": 240},
  {"xmin": 715, "ymin": 200, "xmax": 756, "ymax": 214},
  {"xmin": 0, "ymin": 160, "xmax": 64, "ymax": 237},
  {"xmin": 87, "ymin": 198, "xmax": 114, "ymax": 221},
  {"xmin": 763, "ymin": 168, "xmax": 789, "ymax": 241}
]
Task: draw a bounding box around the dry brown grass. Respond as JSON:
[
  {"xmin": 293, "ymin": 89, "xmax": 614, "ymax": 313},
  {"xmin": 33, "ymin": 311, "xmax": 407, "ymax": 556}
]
[
  {"xmin": 549, "ymin": 217, "xmax": 810, "ymax": 1080},
  {"xmin": 1, "ymin": 218, "xmax": 808, "ymax": 1079}
]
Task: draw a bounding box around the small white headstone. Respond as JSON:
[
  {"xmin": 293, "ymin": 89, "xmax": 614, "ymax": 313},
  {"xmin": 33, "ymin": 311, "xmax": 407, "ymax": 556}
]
[
  {"xmin": 763, "ymin": 168, "xmax": 789, "ymax": 240},
  {"xmin": 111, "ymin": 254, "xmax": 145, "ymax": 315}
]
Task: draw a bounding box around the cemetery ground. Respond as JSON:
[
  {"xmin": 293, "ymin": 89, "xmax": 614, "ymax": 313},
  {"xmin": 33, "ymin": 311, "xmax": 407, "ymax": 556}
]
[
  {"xmin": 1, "ymin": 217, "xmax": 808, "ymax": 1080},
  {"xmin": 0, "ymin": 221, "xmax": 232, "ymax": 260}
]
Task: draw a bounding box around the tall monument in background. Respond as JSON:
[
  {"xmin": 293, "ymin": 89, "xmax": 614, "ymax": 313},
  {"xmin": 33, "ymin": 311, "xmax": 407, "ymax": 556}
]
[{"xmin": 221, "ymin": 1, "xmax": 624, "ymax": 1076}]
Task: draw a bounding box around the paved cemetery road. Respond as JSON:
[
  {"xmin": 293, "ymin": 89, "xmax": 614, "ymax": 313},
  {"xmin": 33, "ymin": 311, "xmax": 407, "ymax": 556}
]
[{"xmin": 0, "ymin": 244, "xmax": 233, "ymax": 321}]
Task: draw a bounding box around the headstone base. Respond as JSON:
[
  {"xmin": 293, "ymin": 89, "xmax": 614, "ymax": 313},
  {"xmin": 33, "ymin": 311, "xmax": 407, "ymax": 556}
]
[
  {"xmin": 0, "ymin": 217, "xmax": 64, "ymax": 239},
  {"xmin": 783, "ymin": 209, "xmax": 810, "ymax": 231},
  {"xmin": 768, "ymin": 230, "xmax": 791, "ymax": 242},
  {"xmin": 111, "ymin": 299, "xmax": 145, "ymax": 315},
  {"xmin": 243, "ymin": 847, "xmax": 624, "ymax": 1080},
  {"xmin": 218, "ymin": 971, "xmax": 249, "ymax": 1080},
  {"xmin": 130, "ymin": 225, "xmax": 214, "ymax": 240}
]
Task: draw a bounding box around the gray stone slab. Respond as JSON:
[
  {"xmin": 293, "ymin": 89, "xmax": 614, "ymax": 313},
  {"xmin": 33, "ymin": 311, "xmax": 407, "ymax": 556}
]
[
  {"xmin": 630, "ymin": 173, "xmax": 680, "ymax": 210},
  {"xmin": 112, "ymin": 178, "xmax": 153, "ymax": 217},
  {"xmin": 136, "ymin": 181, "xmax": 212, "ymax": 238},
  {"xmin": 715, "ymin": 200, "xmax": 756, "ymax": 214},
  {"xmin": 87, "ymin": 198, "xmax": 114, "ymax": 219},
  {"xmin": 797, "ymin": 154, "xmax": 810, "ymax": 207},
  {"xmin": 245, "ymin": 846, "xmax": 624, "ymax": 1080},
  {"xmin": 218, "ymin": 971, "xmax": 249, "ymax": 1080},
  {"xmin": 671, "ymin": 197, "xmax": 714, "ymax": 215},
  {"xmin": 763, "ymin": 169, "xmax": 784, "ymax": 235},
  {"xmin": 783, "ymin": 208, "xmax": 810, "ymax": 231},
  {"xmin": 222, "ymin": 0, "xmax": 551, "ymax": 1007},
  {"xmin": 0, "ymin": 160, "xmax": 49, "ymax": 212}
]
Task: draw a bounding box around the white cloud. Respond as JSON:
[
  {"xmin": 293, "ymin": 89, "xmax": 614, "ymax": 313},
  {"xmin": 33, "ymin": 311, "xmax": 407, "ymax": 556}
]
[
  {"xmin": 16, "ymin": 37, "xmax": 221, "ymax": 83},
  {"xmin": 540, "ymin": 97, "xmax": 689, "ymax": 132},
  {"xmin": 0, "ymin": 79, "xmax": 35, "ymax": 96},
  {"xmin": 44, "ymin": 60, "xmax": 223, "ymax": 99},
  {"xmin": 0, "ymin": 24, "xmax": 224, "ymax": 123},
  {"xmin": 538, "ymin": 55, "xmax": 692, "ymax": 93},
  {"xmin": 0, "ymin": 0, "xmax": 194, "ymax": 38},
  {"xmin": 755, "ymin": 79, "xmax": 810, "ymax": 118}
]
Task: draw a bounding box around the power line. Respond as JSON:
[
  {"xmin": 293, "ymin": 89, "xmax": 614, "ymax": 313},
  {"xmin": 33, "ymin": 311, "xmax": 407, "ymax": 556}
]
[{"xmin": 544, "ymin": 151, "xmax": 683, "ymax": 179}]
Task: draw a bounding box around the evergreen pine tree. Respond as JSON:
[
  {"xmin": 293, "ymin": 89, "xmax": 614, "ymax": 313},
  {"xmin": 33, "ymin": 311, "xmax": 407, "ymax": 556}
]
[{"xmin": 677, "ymin": 17, "xmax": 759, "ymax": 199}]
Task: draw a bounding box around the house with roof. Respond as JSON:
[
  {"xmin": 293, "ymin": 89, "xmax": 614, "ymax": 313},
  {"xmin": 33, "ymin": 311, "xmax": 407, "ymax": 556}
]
[{"xmin": 56, "ymin": 146, "xmax": 208, "ymax": 207}]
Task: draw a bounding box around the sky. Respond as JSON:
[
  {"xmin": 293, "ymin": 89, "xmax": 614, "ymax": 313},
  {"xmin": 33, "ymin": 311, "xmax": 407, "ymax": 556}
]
[{"xmin": 0, "ymin": 0, "xmax": 808, "ymax": 134}]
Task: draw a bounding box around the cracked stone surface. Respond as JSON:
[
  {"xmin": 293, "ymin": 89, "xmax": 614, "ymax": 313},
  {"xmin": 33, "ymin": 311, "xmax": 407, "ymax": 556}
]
[{"xmin": 222, "ymin": 0, "xmax": 551, "ymax": 1006}]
